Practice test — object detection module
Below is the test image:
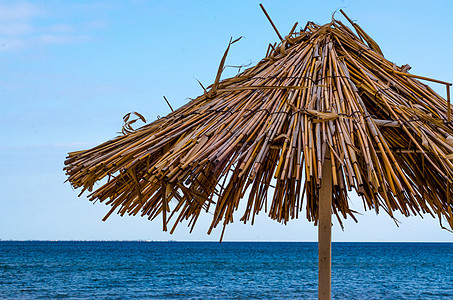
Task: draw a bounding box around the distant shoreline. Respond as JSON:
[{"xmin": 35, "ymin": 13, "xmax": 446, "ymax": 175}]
[{"xmin": 1, "ymin": 240, "xmax": 452, "ymax": 243}]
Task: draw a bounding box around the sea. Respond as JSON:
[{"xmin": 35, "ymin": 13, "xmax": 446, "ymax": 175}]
[{"xmin": 1, "ymin": 241, "xmax": 452, "ymax": 299}]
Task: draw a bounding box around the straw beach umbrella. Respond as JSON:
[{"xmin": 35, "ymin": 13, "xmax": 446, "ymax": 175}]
[{"xmin": 64, "ymin": 6, "xmax": 452, "ymax": 299}]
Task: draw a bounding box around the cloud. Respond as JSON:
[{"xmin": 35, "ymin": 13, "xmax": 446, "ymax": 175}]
[
  {"xmin": 48, "ymin": 23, "xmax": 75, "ymax": 34},
  {"xmin": 0, "ymin": 38, "xmax": 25, "ymax": 51},
  {"xmin": 0, "ymin": 22, "xmax": 34, "ymax": 35},
  {"xmin": 0, "ymin": 1, "xmax": 44, "ymax": 21},
  {"xmin": 36, "ymin": 34, "xmax": 91, "ymax": 45},
  {"xmin": 0, "ymin": 1, "xmax": 106, "ymax": 52}
]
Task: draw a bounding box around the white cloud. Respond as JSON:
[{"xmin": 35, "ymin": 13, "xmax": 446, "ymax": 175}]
[
  {"xmin": 48, "ymin": 23, "xmax": 75, "ymax": 33},
  {"xmin": 0, "ymin": 1, "xmax": 106, "ymax": 52},
  {"xmin": 36, "ymin": 34, "xmax": 91, "ymax": 45},
  {"xmin": 0, "ymin": 22, "xmax": 34, "ymax": 35},
  {"xmin": 83, "ymin": 19, "xmax": 108, "ymax": 30},
  {"xmin": 0, "ymin": 2, "xmax": 44, "ymax": 21},
  {"xmin": 0, "ymin": 2, "xmax": 40, "ymax": 40}
]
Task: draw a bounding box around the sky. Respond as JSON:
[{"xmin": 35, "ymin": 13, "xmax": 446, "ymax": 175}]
[{"xmin": 1, "ymin": 0, "xmax": 452, "ymax": 241}]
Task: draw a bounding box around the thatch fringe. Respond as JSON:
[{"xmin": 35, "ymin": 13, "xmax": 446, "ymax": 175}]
[{"xmin": 64, "ymin": 14, "xmax": 453, "ymax": 237}]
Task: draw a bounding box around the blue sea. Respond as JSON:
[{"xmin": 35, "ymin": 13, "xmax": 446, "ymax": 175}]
[{"xmin": 1, "ymin": 242, "xmax": 452, "ymax": 299}]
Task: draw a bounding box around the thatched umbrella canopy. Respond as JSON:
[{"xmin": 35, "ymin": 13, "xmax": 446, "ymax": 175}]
[{"xmin": 65, "ymin": 8, "xmax": 452, "ymax": 299}]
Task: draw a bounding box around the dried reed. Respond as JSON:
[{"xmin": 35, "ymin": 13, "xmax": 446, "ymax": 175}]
[{"xmin": 64, "ymin": 11, "xmax": 453, "ymax": 239}]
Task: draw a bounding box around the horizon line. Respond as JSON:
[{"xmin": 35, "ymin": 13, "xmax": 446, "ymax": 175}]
[{"xmin": 1, "ymin": 239, "xmax": 452, "ymax": 243}]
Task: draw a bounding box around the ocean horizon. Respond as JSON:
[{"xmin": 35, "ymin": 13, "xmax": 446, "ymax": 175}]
[
  {"xmin": 1, "ymin": 241, "xmax": 452, "ymax": 299},
  {"xmin": 3, "ymin": 240, "xmax": 453, "ymax": 243}
]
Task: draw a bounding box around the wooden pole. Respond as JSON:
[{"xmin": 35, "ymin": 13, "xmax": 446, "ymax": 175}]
[{"xmin": 318, "ymin": 153, "xmax": 332, "ymax": 300}]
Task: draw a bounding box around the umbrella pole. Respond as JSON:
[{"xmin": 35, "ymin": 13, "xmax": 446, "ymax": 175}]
[{"xmin": 318, "ymin": 154, "xmax": 332, "ymax": 300}]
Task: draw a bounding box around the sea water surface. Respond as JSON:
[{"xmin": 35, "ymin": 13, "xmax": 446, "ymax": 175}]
[{"xmin": 1, "ymin": 241, "xmax": 452, "ymax": 299}]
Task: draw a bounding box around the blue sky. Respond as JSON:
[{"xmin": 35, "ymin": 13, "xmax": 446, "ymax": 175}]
[{"xmin": 1, "ymin": 0, "xmax": 452, "ymax": 241}]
